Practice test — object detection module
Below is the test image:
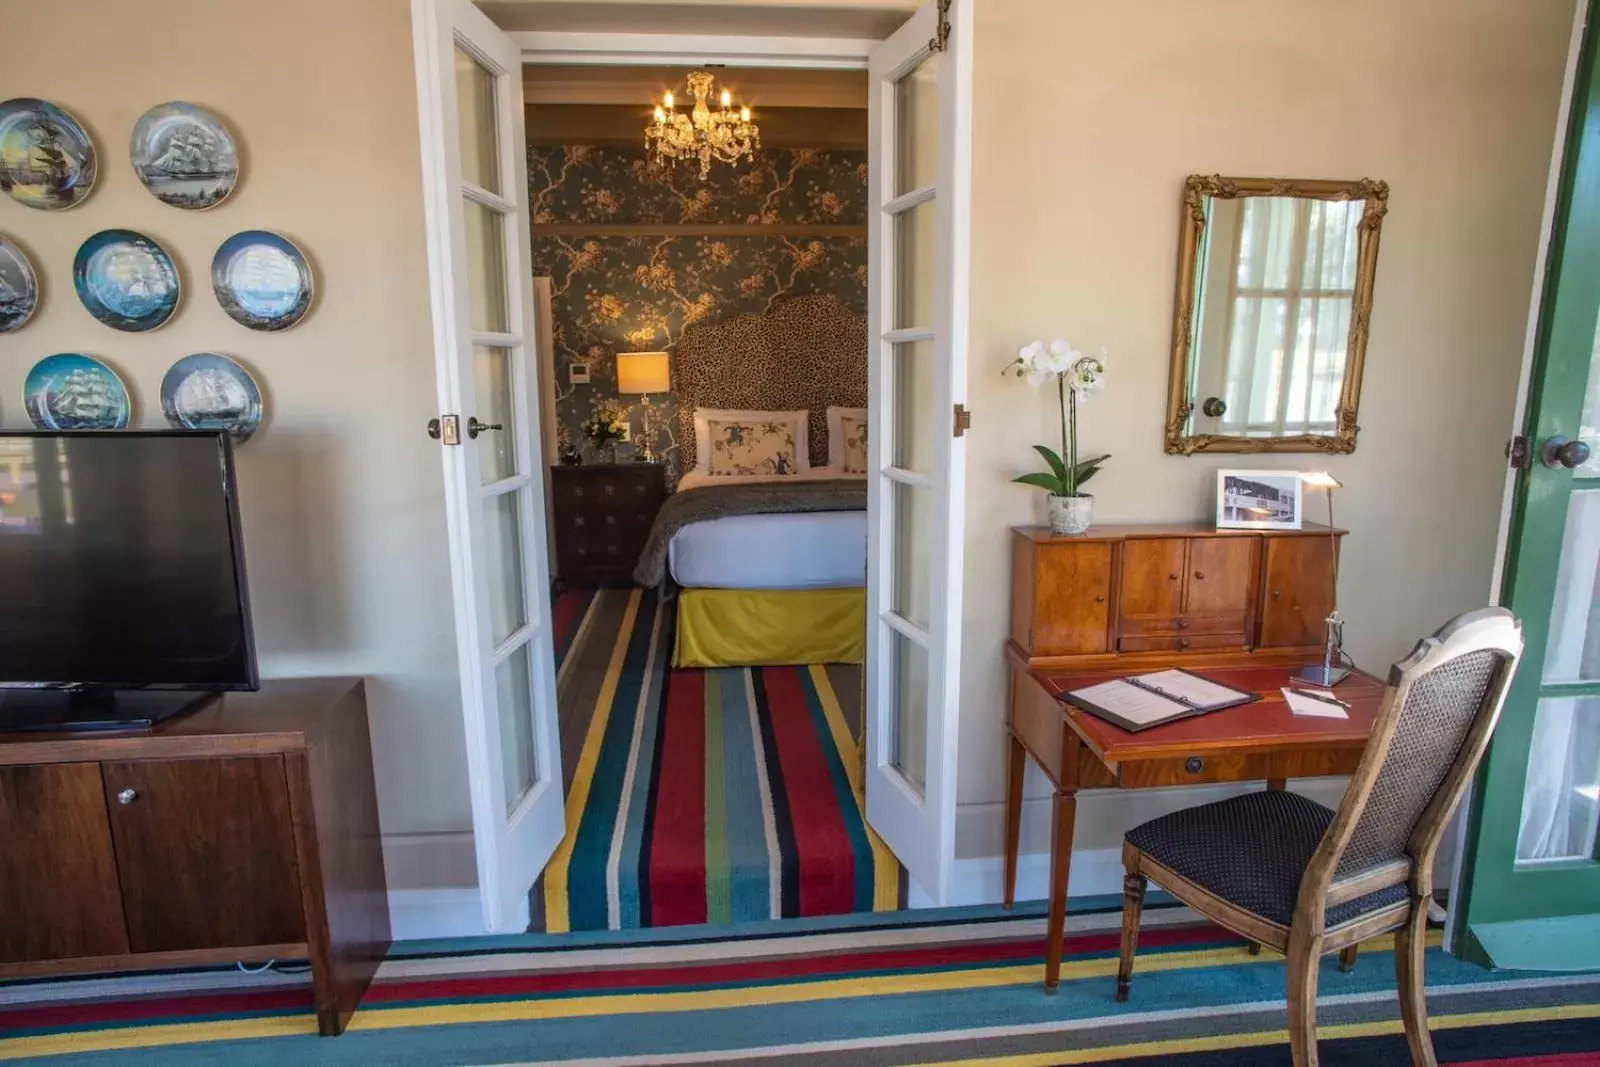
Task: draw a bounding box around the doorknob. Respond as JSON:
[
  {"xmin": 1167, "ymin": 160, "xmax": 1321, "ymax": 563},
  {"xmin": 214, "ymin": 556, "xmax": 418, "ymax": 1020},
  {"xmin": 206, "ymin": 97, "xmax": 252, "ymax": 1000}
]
[
  {"xmin": 467, "ymin": 417, "xmax": 504, "ymax": 440},
  {"xmin": 1541, "ymin": 434, "xmax": 1592, "ymax": 470}
]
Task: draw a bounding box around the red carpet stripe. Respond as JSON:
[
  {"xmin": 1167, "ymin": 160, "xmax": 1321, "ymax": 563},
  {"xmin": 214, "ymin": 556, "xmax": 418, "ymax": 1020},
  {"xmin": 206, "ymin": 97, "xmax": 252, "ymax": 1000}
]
[
  {"xmin": 762, "ymin": 666, "xmax": 857, "ymax": 917},
  {"xmin": 646, "ymin": 667, "xmax": 708, "ymax": 926}
]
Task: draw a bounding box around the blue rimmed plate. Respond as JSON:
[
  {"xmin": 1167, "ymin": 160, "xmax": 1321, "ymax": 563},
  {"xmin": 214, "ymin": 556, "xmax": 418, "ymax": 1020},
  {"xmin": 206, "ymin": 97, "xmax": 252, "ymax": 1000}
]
[
  {"xmin": 160, "ymin": 352, "xmax": 263, "ymax": 445},
  {"xmin": 0, "ymin": 98, "xmax": 97, "ymax": 211},
  {"xmin": 24, "ymin": 353, "xmax": 131, "ymax": 430},
  {"xmin": 74, "ymin": 229, "xmax": 181, "ymax": 332},
  {"xmin": 212, "ymin": 230, "xmax": 312, "ymax": 331},
  {"xmin": 0, "ymin": 234, "xmax": 39, "ymax": 332},
  {"xmin": 130, "ymin": 102, "xmax": 240, "ymax": 210}
]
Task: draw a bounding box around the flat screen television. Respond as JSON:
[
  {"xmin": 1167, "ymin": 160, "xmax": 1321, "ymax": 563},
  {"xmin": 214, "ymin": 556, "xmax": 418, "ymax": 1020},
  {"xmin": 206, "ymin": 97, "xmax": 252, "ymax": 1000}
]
[{"xmin": 0, "ymin": 430, "xmax": 257, "ymax": 731}]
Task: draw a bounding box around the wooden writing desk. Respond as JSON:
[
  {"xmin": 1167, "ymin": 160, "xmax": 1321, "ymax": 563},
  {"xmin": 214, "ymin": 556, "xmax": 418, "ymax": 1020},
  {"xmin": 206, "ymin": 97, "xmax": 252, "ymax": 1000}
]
[{"xmin": 1003, "ymin": 650, "xmax": 1383, "ymax": 991}]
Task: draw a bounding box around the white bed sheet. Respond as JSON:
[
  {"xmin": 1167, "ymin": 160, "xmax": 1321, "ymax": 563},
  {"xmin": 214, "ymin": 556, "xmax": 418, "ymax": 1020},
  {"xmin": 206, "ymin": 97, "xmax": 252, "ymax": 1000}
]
[{"xmin": 669, "ymin": 511, "xmax": 866, "ymax": 589}]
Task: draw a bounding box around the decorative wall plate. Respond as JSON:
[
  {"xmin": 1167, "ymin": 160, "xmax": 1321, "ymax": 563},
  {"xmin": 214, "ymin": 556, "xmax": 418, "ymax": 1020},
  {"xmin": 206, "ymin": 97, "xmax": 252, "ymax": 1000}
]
[
  {"xmin": 130, "ymin": 102, "xmax": 240, "ymax": 210},
  {"xmin": 73, "ymin": 229, "xmax": 181, "ymax": 332},
  {"xmin": 211, "ymin": 230, "xmax": 312, "ymax": 331},
  {"xmin": 161, "ymin": 352, "xmax": 263, "ymax": 444},
  {"xmin": 0, "ymin": 234, "xmax": 39, "ymax": 333},
  {"xmin": 0, "ymin": 98, "xmax": 97, "ymax": 210},
  {"xmin": 24, "ymin": 353, "xmax": 131, "ymax": 430}
]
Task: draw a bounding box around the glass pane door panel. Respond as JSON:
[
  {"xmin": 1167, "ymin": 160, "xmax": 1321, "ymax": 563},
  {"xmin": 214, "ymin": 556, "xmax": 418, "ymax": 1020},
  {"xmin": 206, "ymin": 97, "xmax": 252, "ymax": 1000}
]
[
  {"xmin": 1543, "ymin": 490, "xmax": 1600, "ymax": 682},
  {"xmin": 1516, "ymin": 695, "xmax": 1600, "ymax": 863},
  {"xmin": 454, "ymin": 45, "xmax": 500, "ymax": 195},
  {"xmin": 893, "ymin": 480, "xmax": 931, "ymax": 629},
  {"xmin": 887, "ymin": 629, "xmax": 929, "ymax": 795},
  {"xmin": 484, "ymin": 490, "xmax": 527, "ymax": 645},
  {"xmin": 464, "ymin": 199, "xmax": 509, "ymax": 333},
  {"xmin": 473, "ymin": 345, "xmax": 517, "ymax": 482},
  {"xmin": 497, "ymin": 641, "xmax": 538, "ymax": 814},
  {"xmin": 1579, "ymin": 313, "xmax": 1600, "ymax": 476},
  {"xmin": 895, "ymin": 53, "xmax": 938, "ymax": 196},
  {"xmin": 894, "ymin": 198, "xmax": 937, "ymax": 330},
  {"xmin": 893, "ymin": 341, "xmax": 934, "ymax": 473}
]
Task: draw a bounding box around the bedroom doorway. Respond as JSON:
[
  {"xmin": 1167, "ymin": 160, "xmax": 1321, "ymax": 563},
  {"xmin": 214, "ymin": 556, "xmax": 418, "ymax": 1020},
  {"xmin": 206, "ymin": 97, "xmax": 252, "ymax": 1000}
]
[{"xmin": 413, "ymin": 0, "xmax": 972, "ymax": 933}]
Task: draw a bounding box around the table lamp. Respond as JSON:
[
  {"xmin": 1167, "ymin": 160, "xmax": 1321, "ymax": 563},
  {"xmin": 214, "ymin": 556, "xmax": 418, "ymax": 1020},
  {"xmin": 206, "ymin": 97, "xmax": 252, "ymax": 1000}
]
[
  {"xmin": 616, "ymin": 351, "xmax": 671, "ymax": 462},
  {"xmin": 1297, "ymin": 471, "xmax": 1350, "ymax": 686}
]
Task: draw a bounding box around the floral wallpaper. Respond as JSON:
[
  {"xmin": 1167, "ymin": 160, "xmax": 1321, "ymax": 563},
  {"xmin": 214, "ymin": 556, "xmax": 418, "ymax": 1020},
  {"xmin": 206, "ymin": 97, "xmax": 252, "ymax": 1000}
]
[{"xmin": 529, "ymin": 145, "xmax": 868, "ymax": 485}]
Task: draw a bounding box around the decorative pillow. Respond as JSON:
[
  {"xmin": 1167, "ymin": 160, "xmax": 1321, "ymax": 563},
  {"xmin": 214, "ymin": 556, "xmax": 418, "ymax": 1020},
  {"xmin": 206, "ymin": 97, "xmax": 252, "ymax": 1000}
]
[
  {"xmin": 692, "ymin": 408, "xmax": 810, "ymax": 477},
  {"xmin": 828, "ymin": 406, "xmax": 869, "ymax": 474}
]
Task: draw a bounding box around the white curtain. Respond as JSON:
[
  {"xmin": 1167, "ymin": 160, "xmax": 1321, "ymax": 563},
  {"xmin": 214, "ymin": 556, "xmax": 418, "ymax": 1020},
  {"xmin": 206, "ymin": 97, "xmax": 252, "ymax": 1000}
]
[
  {"xmin": 1517, "ymin": 696, "xmax": 1600, "ymax": 861},
  {"xmin": 1215, "ymin": 197, "xmax": 1362, "ymax": 437}
]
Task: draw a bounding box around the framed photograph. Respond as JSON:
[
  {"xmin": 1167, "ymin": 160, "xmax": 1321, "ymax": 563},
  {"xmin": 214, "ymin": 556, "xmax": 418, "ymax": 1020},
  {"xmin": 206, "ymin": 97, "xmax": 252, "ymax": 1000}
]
[{"xmin": 1216, "ymin": 469, "xmax": 1302, "ymax": 530}]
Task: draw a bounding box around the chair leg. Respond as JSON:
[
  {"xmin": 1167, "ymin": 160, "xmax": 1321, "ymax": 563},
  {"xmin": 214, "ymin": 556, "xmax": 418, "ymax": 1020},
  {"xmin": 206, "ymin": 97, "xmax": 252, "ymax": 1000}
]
[
  {"xmin": 1285, "ymin": 930, "xmax": 1324, "ymax": 1067},
  {"xmin": 1116, "ymin": 860, "xmax": 1146, "ymax": 1003},
  {"xmin": 1339, "ymin": 945, "xmax": 1359, "ymax": 972},
  {"xmin": 1248, "ymin": 941, "xmax": 1262, "ymax": 956},
  {"xmin": 1396, "ymin": 903, "xmax": 1438, "ymax": 1067}
]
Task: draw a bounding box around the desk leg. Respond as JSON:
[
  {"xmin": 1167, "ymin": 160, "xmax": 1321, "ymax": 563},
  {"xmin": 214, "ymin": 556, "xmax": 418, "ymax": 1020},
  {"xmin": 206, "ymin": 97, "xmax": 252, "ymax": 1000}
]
[
  {"xmin": 1267, "ymin": 777, "xmax": 1287, "ymax": 791},
  {"xmin": 1044, "ymin": 786, "xmax": 1078, "ymax": 993},
  {"xmin": 1003, "ymin": 731, "xmax": 1025, "ymax": 910}
]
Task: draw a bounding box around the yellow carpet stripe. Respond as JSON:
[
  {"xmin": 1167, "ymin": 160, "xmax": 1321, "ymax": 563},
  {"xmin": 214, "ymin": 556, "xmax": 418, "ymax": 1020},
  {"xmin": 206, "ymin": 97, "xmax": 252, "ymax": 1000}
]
[
  {"xmin": 0, "ymin": 931, "xmax": 1449, "ymax": 1059},
  {"xmin": 543, "ymin": 588, "xmax": 642, "ymax": 935},
  {"xmin": 809, "ymin": 664, "xmax": 899, "ymax": 912},
  {"xmin": 932, "ymin": 1002, "xmax": 1600, "ymax": 1066}
]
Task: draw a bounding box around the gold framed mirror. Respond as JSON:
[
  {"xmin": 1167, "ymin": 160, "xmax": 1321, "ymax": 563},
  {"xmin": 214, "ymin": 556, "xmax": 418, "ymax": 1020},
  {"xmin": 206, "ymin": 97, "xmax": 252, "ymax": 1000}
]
[{"xmin": 1165, "ymin": 174, "xmax": 1389, "ymax": 454}]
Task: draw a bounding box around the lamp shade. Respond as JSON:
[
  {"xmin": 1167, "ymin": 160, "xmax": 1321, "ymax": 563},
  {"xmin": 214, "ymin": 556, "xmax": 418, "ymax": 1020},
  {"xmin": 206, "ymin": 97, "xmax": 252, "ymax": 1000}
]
[{"xmin": 617, "ymin": 351, "xmax": 671, "ymax": 394}]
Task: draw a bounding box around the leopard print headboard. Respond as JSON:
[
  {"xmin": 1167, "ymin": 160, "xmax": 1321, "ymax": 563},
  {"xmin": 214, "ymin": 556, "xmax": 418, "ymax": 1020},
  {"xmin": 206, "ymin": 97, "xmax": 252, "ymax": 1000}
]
[{"xmin": 675, "ymin": 295, "xmax": 868, "ymax": 473}]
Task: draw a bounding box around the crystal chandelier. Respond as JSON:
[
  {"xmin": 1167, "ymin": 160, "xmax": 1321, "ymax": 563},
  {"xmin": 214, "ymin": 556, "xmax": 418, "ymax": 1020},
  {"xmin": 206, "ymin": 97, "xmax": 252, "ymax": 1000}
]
[{"xmin": 645, "ymin": 71, "xmax": 760, "ymax": 179}]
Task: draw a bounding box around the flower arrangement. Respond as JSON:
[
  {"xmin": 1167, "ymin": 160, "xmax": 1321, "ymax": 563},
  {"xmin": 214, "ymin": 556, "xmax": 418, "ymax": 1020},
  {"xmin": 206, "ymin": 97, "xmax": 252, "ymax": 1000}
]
[
  {"xmin": 1004, "ymin": 339, "xmax": 1109, "ymax": 534},
  {"xmin": 581, "ymin": 400, "xmax": 629, "ymax": 460}
]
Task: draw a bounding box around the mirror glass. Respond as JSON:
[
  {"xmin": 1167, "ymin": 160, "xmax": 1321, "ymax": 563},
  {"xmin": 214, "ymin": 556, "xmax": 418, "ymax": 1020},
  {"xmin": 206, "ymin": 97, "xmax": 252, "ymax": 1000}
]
[{"xmin": 1167, "ymin": 176, "xmax": 1387, "ymax": 454}]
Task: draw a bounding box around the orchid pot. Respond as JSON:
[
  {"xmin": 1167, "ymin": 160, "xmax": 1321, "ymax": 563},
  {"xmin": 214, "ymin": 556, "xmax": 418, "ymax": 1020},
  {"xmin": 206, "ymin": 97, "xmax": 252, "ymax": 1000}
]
[{"xmin": 1004, "ymin": 338, "xmax": 1109, "ymax": 537}]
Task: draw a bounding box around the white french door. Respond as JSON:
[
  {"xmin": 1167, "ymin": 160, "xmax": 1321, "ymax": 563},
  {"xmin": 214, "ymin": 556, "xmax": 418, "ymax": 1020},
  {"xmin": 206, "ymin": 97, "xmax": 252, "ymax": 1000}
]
[
  {"xmin": 412, "ymin": 0, "xmax": 564, "ymax": 932},
  {"xmin": 865, "ymin": 0, "xmax": 972, "ymax": 906}
]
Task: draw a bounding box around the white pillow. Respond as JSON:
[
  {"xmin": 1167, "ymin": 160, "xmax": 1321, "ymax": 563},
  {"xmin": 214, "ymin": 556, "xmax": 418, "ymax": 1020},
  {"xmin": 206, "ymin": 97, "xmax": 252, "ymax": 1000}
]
[
  {"xmin": 692, "ymin": 408, "xmax": 810, "ymax": 477},
  {"xmin": 827, "ymin": 406, "xmax": 869, "ymax": 473}
]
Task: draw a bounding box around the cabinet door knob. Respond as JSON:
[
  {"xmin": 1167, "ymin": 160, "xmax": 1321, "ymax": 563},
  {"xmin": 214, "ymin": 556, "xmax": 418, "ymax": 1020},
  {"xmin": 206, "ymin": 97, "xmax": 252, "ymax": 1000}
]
[
  {"xmin": 117, "ymin": 788, "xmax": 138, "ymax": 805},
  {"xmin": 1194, "ymin": 570, "xmax": 1205, "ymax": 580},
  {"xmin": 1168, "ymin": 572, "xmax": 1179, "ymax": 581},
  {"xmin": 1272, "ymin": 589, "xmax": 1282, "ymax": 599},
  {"xmin": 1094, "ymin": 594, "xmax": 1106, "ymax": 603}
]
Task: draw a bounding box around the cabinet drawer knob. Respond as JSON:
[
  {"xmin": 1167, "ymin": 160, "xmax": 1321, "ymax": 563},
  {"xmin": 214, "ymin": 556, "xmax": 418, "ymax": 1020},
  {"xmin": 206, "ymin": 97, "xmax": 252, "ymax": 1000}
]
[
  {"xmin": 117, "ymin": 787, "xmax": 138, "ymax": 805},
  {"xmin": 1177, "ymin": 619, "xmax": 1189, "ymax": 630},
  {"xmin": 1185, "ymin": 757, "xmax": 1204, "ymax": 774},
  {"xmin": 1178, "ymin": 638, "xmax": 1190, "ymax": 649},
  {"xmin": 1194, "ymin": 570, "xmax": 1205, "ymax": 580}
]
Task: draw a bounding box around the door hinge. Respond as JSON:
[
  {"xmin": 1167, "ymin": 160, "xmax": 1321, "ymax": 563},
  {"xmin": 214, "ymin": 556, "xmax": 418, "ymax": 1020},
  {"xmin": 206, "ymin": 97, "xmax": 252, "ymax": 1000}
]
[
  {"xmin": 1506, "ymin": 435, "xmax": 1529, "ymax": 469},
  {"xmin": 429, "ymin": 414, "xmax": 461, "ymax": 446},
  {"xmin": 953, "ymin": 403, "xmax": 971, "ymax": 438},
  {"xmin": 928, "ymin": 0, "xmax": 952, "ymax": 53}
]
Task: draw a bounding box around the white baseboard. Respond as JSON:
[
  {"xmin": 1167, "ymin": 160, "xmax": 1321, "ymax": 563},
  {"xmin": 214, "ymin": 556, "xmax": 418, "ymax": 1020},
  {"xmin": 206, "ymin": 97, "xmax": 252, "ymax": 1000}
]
[
  {"xmin": 388, "ymin": 888, "xmax": 489, "ymax": 941},
  {"xmin": 906, "ymin": 846, "xmax": 1125, "ymax": 909}
]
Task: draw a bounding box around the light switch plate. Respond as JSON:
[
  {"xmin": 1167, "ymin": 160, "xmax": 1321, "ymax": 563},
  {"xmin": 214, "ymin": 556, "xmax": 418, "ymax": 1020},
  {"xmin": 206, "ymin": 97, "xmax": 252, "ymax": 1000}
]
[{"xmin": 569, "ymin": 362, "xmax": 590, "ymax": 385}]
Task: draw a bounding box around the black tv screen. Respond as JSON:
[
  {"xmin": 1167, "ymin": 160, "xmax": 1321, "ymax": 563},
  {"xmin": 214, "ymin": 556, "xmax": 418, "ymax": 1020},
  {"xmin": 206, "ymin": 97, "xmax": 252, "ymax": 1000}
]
[{"xmin": 0, "ymin": 431, "xmax": 257, "ymax": 690}]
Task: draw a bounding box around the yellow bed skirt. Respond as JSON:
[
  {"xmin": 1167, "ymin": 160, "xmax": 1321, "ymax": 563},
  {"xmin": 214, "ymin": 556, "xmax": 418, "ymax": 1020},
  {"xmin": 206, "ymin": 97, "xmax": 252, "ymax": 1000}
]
[{"xmin": 673, "ymin": 587, "xmax": 866, "ymax": 668}]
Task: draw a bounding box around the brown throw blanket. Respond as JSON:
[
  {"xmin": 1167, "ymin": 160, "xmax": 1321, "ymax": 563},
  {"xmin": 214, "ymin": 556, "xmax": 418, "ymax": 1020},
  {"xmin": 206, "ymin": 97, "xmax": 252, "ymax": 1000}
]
[{"xmin": 633, "ymin": 480, "xmax": 867, "ymax": 589}]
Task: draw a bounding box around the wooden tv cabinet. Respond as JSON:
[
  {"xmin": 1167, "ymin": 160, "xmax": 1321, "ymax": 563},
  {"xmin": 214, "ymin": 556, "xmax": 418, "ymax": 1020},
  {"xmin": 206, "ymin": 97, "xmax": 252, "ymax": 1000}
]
[{"xmin": 0, "ymin": 678, "xmax": 390, "ymax": 1037}]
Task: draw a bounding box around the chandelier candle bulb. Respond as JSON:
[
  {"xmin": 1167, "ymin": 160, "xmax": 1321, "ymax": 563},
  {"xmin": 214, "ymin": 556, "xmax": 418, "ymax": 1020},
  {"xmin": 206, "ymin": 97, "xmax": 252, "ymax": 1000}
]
[
  {"xmin": 721, "ymin": 89, "xmax": 732, "ymax": 107},
  {"xmin": 663, "ymin": 91, "xmax": 673, "ymax": 108}
]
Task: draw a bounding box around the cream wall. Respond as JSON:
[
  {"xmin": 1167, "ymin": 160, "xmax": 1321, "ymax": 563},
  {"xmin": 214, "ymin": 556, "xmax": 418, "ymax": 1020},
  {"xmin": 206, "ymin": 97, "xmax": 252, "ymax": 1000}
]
[
  {"xmin": 0, "ymin": 1, "xmax": 473, "ymax": 884},
  {"xmin": 959, "ymin": 0, "xmax": 1575, "ymax": 862}
]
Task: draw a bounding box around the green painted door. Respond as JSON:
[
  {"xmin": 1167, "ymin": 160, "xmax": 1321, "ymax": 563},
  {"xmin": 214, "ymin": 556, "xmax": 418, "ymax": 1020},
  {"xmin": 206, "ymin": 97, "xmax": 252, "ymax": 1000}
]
[{"xmin": 1454, "ymin": 1, "xmax": 1600, "ymax": 972}]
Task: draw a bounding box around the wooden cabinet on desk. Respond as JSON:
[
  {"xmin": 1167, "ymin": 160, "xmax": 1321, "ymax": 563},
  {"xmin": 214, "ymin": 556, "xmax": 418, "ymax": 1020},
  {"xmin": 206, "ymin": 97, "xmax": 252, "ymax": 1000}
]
[{"xmin": 1010, "ymin": 523, "xmax": 1341, "ymax": 668}]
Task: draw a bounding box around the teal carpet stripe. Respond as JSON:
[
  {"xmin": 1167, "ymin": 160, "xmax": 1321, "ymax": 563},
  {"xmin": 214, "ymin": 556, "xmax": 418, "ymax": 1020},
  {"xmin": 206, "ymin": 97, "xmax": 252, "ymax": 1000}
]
[
  {"xmin": 716, "ymin": 667, "xmax": 776, "ymax": 922},
  {"xmin": 612, "ymin": 602, "xmax": 669, "ymax": 930},
  {"xmin": 565, "ymin": 592, "xmax": 658, "ymax": 932},
  {"xmin": 797, "ymin": 664, "xmax": 875, "ymax": 912}
]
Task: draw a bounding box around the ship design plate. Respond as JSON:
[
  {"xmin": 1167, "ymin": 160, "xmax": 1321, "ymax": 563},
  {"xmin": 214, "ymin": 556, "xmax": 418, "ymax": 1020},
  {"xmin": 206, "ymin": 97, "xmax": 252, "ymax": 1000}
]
[
  {"xmin": 130, "ymin": 102, "xmax": 239, "ymax": 210},
  {"xmin": 161, "ymin": 353, "xmax": 263, "ymax": 444},
  {"xmin": 24, "ymin": 354, "xmax": 131, "ymax": 431},
  {"xmin": 0, "ymin": 98, "xmax": 97, "ymax": 211},
  {"xmin": 0, "ymin": 234, "xmax": 38, "ymax": 333},
  {"xmin": 212, "ymin": 230, "xmax": 312, "ymax": 332},
  {"xmin": 74, "ymin": 229, "xmax": 181, "ymax": 332}
]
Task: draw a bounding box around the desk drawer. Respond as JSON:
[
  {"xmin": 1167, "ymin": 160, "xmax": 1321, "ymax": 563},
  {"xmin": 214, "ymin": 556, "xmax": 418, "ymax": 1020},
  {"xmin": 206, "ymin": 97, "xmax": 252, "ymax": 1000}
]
[
  {"xmin": 1121, "ymin": 612, "xmax": 1248, "ymax": 637},
  {"xmin": 1118, "ymin": 748, "xmax": 1361, "ymax": 788},
  {"xmin": 1118, "ymin": 633, "xmax": 1246, "ymax": 654}
]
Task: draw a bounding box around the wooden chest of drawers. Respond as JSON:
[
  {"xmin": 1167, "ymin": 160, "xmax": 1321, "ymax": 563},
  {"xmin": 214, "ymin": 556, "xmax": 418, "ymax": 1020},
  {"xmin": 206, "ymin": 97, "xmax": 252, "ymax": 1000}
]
[
  {"xmin": 551, "ymin": 463, "xmax": 667, "ymax": 584},
  {"xmin": 1009, "ymin": 523, "xmax": 1341, "ymax": 669}
]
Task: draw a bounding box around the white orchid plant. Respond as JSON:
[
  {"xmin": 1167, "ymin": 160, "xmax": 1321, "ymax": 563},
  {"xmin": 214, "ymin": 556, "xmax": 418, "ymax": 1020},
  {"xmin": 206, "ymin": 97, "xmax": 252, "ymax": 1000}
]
[{"xmin": 1004, "ymin": 339, "xmax": 1109, "ymax": 498}]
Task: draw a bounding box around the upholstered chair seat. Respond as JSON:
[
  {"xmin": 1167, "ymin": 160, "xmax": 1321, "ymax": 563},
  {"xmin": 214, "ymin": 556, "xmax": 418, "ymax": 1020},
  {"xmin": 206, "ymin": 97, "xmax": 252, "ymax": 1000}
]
[{"xmin": 1126, "ymin": 791, "xmax": 1409, "ymax": 933}]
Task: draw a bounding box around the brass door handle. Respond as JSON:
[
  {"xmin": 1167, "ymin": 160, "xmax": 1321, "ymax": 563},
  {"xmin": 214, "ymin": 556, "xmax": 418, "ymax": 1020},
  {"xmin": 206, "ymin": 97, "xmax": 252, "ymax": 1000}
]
[{"xmin": 467, "ymin": 417, "xmax": 504, "ymax": 440}]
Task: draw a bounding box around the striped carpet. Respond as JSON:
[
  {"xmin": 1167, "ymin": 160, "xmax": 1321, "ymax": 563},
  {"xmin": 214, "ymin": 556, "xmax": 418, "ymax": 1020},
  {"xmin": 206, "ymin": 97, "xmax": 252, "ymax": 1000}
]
[
  {"xmin": 3, "ymin": 903, "xmax": 1598, "ymax": 1064},
  {"xmin": 537, "ymin": 586, "xmax": 898, "ymax": 932}
]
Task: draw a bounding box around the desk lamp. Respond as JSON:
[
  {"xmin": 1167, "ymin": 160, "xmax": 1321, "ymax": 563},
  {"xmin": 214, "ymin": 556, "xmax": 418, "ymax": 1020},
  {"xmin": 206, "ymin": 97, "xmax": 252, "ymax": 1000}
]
[{"xmin": 1297, "ymin": 471, "xmax": 1350, "ymax": 686}]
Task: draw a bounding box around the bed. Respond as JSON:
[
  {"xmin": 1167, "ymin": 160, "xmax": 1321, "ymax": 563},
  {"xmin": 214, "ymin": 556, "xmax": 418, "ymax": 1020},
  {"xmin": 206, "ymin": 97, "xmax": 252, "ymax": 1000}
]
[{"xmin": 633, "ymin": 296, "xmax": 868, "ymax": 668}]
